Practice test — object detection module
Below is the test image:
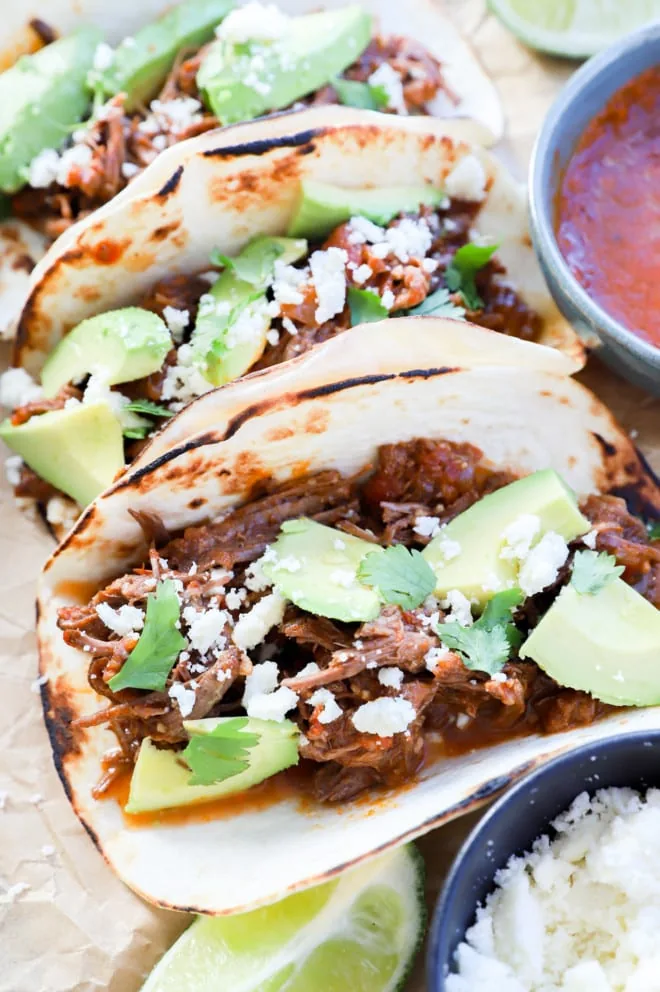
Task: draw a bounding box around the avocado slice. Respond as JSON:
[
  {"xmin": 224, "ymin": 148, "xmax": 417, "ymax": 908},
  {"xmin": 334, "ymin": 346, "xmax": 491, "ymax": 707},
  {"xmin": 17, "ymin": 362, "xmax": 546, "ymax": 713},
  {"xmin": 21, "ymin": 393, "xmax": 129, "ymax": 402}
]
[
  {"xmin": 126, "ymin": 717, "xmax": 300, "ymax": 813},
  {"xmin": 96, "ymin": 0, "xmax": 234, "ymax": 111},
  {"xmin": 0, "ymin": 27, "xmax": 102, "ymax": 194},
  {"xmin": 262, "ymin": 518, "xmax": 384, "ymax": 623},
  {"xmin": 197, "ymin": 6, "xmax": 372, "ymax": 125},
  {"xmin": 288, "ymin": 180, "xmax": 447, "ymax": 239},
  {"xmin": 520, "ymin": 579, "xmax": 660, "ymax": 706},
  {"xmin": 422, "ymin": 470, "xmax": 590, "ymax": 611},
  {"xmin": 189, "ymin": 236, "xmax": 307, "ymax": 386},
  {"xmin": 0, "ymin": 402, "xmax": 124, "ymax": 506},
  {"xmin": 40, "ymin": 308, "xmax": 172, "ymax": 398}
]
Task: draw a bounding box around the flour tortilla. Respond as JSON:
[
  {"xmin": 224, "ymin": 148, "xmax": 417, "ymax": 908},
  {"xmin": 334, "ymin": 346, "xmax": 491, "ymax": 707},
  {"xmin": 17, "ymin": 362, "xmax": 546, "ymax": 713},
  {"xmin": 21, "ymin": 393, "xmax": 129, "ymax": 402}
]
[
  {"xmin": 0, "ymin": 0, "xmax": 502, "ymax": 339},
  {"xmin": 15, "ymin": 105, "xmax": 581, "ymax": 377},
  {"xmin": 38, "ymin": 318, "xmax": 659, "ymax": 915}
]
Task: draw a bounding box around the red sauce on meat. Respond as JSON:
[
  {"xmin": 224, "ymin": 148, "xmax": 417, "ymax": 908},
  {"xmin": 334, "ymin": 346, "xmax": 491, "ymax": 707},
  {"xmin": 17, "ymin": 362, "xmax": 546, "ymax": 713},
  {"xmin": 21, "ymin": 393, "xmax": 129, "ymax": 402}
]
[{"xmin": 556, "ymin": 66, "xmax": 660, "ymax": 349}]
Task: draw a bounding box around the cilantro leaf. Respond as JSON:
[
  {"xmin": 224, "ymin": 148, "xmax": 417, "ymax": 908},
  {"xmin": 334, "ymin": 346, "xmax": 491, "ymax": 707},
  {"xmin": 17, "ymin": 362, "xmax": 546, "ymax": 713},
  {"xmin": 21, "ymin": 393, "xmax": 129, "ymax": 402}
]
[
  {"xmin": 332, "ymin": 76, "xmax": 389, "ymax": 111},
  {"xmin": 347, "ymin": 287, "xmax": 389, "ymax": 326},
  {"xmin": 358, "ymin": 545, "xmax": 436, "ymax": 610},
  {"xmin": 210, "ymin": 236, "xmax": 284, "ymax": 288},
  {"xmin": 108, "ymin": 580, "xmax": 186, "ymax": 692},
  {"xmin": 405, "ymin": 287, "xmax": 466, "ymax": 319},
  {"xmin": 184, "ymin": 717, "xmax": 260, "ymax": 786},
  {"xmin": 439, "ymin": 623, "xmax": 512, "ymax": 676},
  {"xmin": 125, "ymin": 400, "xmax": 173, "ymax": 419},
  {"xmin": 445, "ymin": 242, "xmax": 499, "ymax": 310},
  {"xmin": 648, "ymin": 520, "xmax": 660, "ymax": 540},
  {"xmin": 570, "ymin": 550, "xmax": 624, "ymax": 595},
  {"xmin": 435, "ymin": 588, "xmax": 524, "ymax": 675},
  {"xmin": 123, "ymin": 426, "xmax": 151, "ymax": 440}
]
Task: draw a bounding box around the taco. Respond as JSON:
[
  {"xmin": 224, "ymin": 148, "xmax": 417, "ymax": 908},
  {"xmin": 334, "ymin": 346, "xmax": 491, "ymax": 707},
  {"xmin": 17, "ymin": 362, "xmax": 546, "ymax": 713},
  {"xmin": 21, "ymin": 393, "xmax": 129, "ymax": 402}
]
[
  {"xmin": 38, "ymin": 318, "xmax": 660, "ymax": 915},
  {"xmin": 0, "ymin": 108, "xmax": 580, "ymax": 534},
  {"xmin": 0, "ymin": 0, "xmax": 502, "ymax": 339}
]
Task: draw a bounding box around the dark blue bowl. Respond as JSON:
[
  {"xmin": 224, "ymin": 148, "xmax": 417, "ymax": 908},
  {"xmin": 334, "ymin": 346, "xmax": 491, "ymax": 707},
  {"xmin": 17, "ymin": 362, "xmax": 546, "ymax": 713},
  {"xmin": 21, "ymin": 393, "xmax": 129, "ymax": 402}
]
[
  {"xmin": 529, "ymin": 22, "xmax": 660, "ymax": 395},
  {"xmin": 427, "ymin": 731, "xmax": 660, "ymax": 989}
]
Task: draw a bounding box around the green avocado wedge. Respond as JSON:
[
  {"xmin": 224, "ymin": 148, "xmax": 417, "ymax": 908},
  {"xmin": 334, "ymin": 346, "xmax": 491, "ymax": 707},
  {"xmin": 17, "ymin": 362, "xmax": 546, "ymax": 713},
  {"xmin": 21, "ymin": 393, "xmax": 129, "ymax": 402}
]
[
  {"xmin": 126, "ymin": 717, "xmax": 300, "ymax": 813},
  {"xmin": 197, "ymin": 6, "xmax": 372, "ymax": 125},
  {"xmin": 40, "ymin": 308, "xmax": 172, "ymax": 398},
  {"xmin": 0, "ymin": 401, "xmax": 124, "ymax": 507},
  {"xmin": 95, "ymin": 0, "xmax": 235, "ymax": 110},
  {"xmin": 288, "ymin": 180, "xmax": 447, "ymax": 239},
  {"xmin": 520, "ymin": 578, "xmax": 660, "ymax": 706},
  {"xmin": 0, "ymin": 27, "xmax": 102, "ymax": 194}
]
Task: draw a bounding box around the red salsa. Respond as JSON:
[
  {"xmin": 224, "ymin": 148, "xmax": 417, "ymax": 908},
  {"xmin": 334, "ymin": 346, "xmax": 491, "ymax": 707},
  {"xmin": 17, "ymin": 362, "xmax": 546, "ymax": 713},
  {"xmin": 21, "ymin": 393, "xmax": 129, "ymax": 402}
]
[{"xmin": 556, "ymin": 66, "xmax": 660, "ymax": 349}]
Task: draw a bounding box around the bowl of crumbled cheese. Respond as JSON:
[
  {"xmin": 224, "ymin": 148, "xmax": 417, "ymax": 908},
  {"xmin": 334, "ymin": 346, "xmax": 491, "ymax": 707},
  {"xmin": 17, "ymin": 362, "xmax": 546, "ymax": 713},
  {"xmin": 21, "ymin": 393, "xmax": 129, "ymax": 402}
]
[{"xmin": 428, "ymin": 732, "xmax": 660, "ymax": 991}]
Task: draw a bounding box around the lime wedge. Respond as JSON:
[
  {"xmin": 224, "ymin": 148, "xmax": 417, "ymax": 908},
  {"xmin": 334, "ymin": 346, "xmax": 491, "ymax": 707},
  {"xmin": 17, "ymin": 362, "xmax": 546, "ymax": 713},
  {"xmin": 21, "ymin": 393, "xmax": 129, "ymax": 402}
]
[
  {"xmin": 140, "ymin": 845, "xmax": 425, "ymax": 992},
  {"xmin": 488, "ymin": 0, "xmax": 660, "ymax": 57}
]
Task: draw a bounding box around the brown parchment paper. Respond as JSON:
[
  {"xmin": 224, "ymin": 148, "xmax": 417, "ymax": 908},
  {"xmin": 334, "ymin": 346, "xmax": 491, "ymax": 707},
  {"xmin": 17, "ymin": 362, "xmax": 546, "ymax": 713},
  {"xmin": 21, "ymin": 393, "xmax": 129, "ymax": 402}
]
[{"xmin": 0, "ymin": 4, "xmax": 658, "ymax": 990}]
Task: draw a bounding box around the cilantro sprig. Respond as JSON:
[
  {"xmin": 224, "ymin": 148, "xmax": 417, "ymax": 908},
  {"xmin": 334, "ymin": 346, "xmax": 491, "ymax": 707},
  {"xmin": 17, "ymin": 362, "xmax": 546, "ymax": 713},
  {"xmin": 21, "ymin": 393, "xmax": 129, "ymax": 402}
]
[
  {"xmin": 406, "ymin": 287, "xmax": 466, "ymax": 319},
  {"xmin": 570, "ymin": 550, "xmax": 624, "ymax": 595},
  {"xmin": 347, "ymin": 287, "xmax": 389, "ymax": 325},
  {"xmin": 183, "ymin": 718, "xmax": 260, "ymax": 786},
  {"xmin": 358, "ymin": 545, "xmax": 436, "ymax": 610},
  {"xmin": 436, "ymin": 588, "xmax": 524, "ymax": 676},
  {"xmin": 445, "ymin": 242, "xmax": 499, "ymax": 310},
  {"xmin": 332, "ymin": 76, "xmax": 389, "ymax": 111},
  {"xmin": 108, "ymin": 580, "xmax": 186, "ymax": 692}
]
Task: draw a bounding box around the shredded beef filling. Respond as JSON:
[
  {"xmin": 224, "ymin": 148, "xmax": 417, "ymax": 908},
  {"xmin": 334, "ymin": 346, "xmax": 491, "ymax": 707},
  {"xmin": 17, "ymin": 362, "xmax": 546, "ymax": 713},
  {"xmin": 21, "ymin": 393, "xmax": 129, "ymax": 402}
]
[
  {"xmin": 10, "ymin": 32, "xmax": 447, "ymax": 240},
  {"xmin": 56, "ymin": 438, "xmax": 659, "ymax": 804}
]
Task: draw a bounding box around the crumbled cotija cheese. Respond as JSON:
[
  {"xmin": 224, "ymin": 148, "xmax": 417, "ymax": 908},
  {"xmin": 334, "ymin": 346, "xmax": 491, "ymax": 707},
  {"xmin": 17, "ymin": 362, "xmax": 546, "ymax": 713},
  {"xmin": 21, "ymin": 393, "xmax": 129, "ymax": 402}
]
[
  {"xmin": 182, "ymin": 605, "xmax": 228, "ymax": 655},
  {"xmin": 308, "ymin": 688, "xmax": 342, "ymax": 724},
  {"xmin": 448, "ymin": 787, "xmax": 660, "ymax": 992},
  {"xmin": 352, "ymin": 697, "xmax": 416, "ymax": 735},
  {"xmin": 518, "ymin": 531, "xmax": 569, "ymax": 597},
  {"xmin": 414, "ymin": 515, "xmax": 441, "ymax": 538},
  {"xmin": 309, "ymin": 247, "xmax": 348, "ymax": 323},
  {"xmin": 168, "ymin": 681, "xmax": 196, "ymax": 718},
  {"xmin": 441, "ymin": 589, "xmax": 473, "ymax": 627},
  {"xmin": 232, "ymin": 592, "xmax": 286, "ymax": 650},
  {"xmin": 368, "ymin": 63, "xmax": 407, "ymax": 115},
  {"xmin": 96, "ymin": 602, "xmax": 145, "ymax": 636},
  {"xmin": 378, "ymin": 667, "xmax": 404, "ymax": 689},
  {"xmin": 0, "ymin": 368, "xmax": 43, "ymax": 409}
]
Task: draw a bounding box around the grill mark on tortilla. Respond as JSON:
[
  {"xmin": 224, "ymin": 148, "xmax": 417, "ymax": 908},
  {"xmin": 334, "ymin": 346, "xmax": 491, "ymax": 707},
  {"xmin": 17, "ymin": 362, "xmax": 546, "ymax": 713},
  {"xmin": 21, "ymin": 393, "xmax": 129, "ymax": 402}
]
[
  {"xmin": 157, "ymin": 165, "xmax": 184, "ymax": 197},
  {"xmin": 202, "ymin": 129, "xmax": 320, "ymax": 159},
  {"xmin": 592, "ymin": 431, "xmax": 618, "ymax": 458},
  {"xmin": 399, "ymin": 366, "xmax": 458, "ymax": 379}
]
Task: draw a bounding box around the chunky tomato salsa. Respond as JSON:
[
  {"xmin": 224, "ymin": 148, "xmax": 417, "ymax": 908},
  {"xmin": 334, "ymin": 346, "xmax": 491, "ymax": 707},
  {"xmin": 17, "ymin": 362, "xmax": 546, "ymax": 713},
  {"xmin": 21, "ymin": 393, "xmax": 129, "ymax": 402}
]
[{"xmin": 556, "ymin": 65, "xmax": 660, "ymax": 350}]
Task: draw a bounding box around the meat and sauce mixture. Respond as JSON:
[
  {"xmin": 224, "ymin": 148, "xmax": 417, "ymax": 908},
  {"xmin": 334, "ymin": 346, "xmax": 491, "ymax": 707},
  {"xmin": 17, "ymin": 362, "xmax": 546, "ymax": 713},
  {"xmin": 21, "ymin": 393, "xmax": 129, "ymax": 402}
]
[
  {"xmin": 6, "ymin": 195, "xmax": 541, "ymax": 525},
  {"xmin": 12, "ymin": 18, "xmax": 448, "ymax": 242},
  {"xmin": 57, "ymin": 438, "xmax": 660, "ymax": 806}
]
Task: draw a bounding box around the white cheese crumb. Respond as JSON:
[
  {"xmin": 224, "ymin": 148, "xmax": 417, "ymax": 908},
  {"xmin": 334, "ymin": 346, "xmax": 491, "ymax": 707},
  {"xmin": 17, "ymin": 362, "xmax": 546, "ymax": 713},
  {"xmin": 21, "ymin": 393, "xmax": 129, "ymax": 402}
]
[
  {"xmin": 424, "ymin": 645, "xmax": 454, "ymax": 673},
  {"xmin": 378, "ymin": 667, "xmax": 404, "ymax": 689},
  {"xmin": 95, "ymin": 602, "xmax": 145, "ymax": 637},
  {"xmin": 93, "ymin": 42, "xmax": 114, "ymax": 71},
  {"xmin": 271, "ymin": 260, "xmax": 307, "ymax": 306},
  {"xmin": 244, "ymin": 549, "xmax": 277, "ymax": 592},
  {"xmin": 121, "ymin": 162, "xmax": 140, "ymax": 180},
  {"xmin": 160, "ymin": 344, "xmax": 215, "ymax": 405},
  {"xmin": 232, "ymin": 592, "xmax": 286, "ymax": 651},
  {"xmin": 4, "ymin": 455, "xmax": 23, "ymax": 487},
  {"xmin": 518, "ymin": 531, "xmax": 569, "ymax": 597},
  {"xmin": 333, "ymin": 538, "xmax": 346, "ymax": 551},
  {"xmin": 246, "ymin": 685, "xmax": 298, "ymax": 721},
  {"xmin": 455, "ymin": 712, "xmax": 471, "ymax": 730},
  {"xmin": 168, "ymin": 681, "xmax": 196, "ymax": 717},
  {"xmin": 45, "ymin": 497, "xmax": 78, "ymax": 531},
  {"xmin": 30, "ymin": 674, "xmax": 48, "ymax": 694},
  {"xmin": 352, "ymin": 263, "xmax": 373, "ymax": 285},
  {"xmin": 490, "ymin": 672, "xmax": 508, "ymax": 683},
  {"xmin": 368, "ymin": 63, "xmax": 407, "ymax": 115},
  {"xmin": 266, "ymin": 328, "xmax": 280, "ymax": 346},
  {"xmin": 384, "ymin": 218, "xmax": 433, "ymax": 263},
  {"xmin": 308, "ymin": 687, "xmax": 342, "ymax": 724},
  {"xmin": 27, "ymin": 148, "xmax": 60, "ymax": 188},
  {"xmin": 225, "ymin": 587, "xmax": 248, "ymax": 610},
  {"xmin": 441, "ymin": 590, "xmax": 474, "ymax": 627},
  {"xmin": 309, "ymin": 247, "xmax": 348, "ymax": 324},
  {"xmin": 381, "ymin": 289, "xmax": 395, "ymax": 310},
  {"xmin": 142, "ymin": 98, "xmax": 203, "ymax": 135},
  {"xmin": 272, "ymin": 555, "xmax": 302, "ymax": 573},
  {"xmin": 352, "ymin": 697, "xmax": 416, "ymax": 736},
  {"xmin": 281, "ymin": 316, "xmax": 298, "ymax": 336},
  {"xmin": 444, "ymin": 154, "xmax": 487, "ymax": 202},
  {"xmin": 182, "ymin": 606, "xmax": 228, "ymax": 655},
  {"xmin": 297, "ymin": 662, "xmax": 321, "ymax": 678},
  {"xmin": 0, "ymin": 368, "xmax": 43, "ymax": 409},
  {"xmin": 582, "ymin": 529, "xmax": 598, "ymax": 549},
  {"xmin": 330, "ymin": 569, "xmax": 356, "ymax": 588},
  {"xmin": 348, "ymin": 216, "xmax": 386, "ymax": 244},
  {"xmin": 500, "ymin": 514, "xmax": 541, "ymax": 561},
  {"xmin": 243, "ymin": 660, "xmax": 280, "ymax": 703},
  {"xmin": 216, "ymin": 3, "xmax": 289, "ymax": 43},
  {"xmin": 414, "ymin": 515, "xmax": 441, "ymax": 539},
  {"xmin": 162, "ymin": 306, "xmax": 189, "ymax": 343}
]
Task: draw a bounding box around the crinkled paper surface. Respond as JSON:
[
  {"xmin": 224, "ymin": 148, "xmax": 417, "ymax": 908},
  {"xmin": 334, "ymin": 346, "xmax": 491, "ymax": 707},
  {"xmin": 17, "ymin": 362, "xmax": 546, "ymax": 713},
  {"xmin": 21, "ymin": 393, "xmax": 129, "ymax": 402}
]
[{"xmin": 0, "ymin": 3, "xmax": 658, "ymax": 989}]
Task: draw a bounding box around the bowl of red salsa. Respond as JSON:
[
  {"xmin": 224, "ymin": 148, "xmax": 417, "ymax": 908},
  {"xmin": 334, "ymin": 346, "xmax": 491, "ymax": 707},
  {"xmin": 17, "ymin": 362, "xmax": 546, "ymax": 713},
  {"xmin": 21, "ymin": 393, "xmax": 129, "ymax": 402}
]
[{"xmin": 529, "ymin": 22, "xmax": 660, "ymax": 395}]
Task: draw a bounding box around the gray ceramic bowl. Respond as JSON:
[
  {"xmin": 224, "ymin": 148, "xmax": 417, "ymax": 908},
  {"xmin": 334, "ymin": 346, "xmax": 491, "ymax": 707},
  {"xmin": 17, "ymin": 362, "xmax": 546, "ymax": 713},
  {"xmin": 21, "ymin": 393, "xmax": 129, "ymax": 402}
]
[
  {"xmin": 428, "ymin": 731, "xmax": 660, "ymax": 989},
  {"xmin": 529, "ymin": 22, "xmax": 660, "ymax": 395}
]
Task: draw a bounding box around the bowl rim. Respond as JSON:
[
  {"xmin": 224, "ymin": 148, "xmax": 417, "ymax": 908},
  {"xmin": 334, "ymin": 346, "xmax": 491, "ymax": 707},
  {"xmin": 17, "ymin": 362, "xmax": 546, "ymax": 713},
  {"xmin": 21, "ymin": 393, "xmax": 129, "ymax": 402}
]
[
  {"xmin": 529, "ymin": 20, "xmax": 660, "ymax": 370},
  {"xmin": 426, "ymin": 729, "xmax": 660, "ymax": 990}
]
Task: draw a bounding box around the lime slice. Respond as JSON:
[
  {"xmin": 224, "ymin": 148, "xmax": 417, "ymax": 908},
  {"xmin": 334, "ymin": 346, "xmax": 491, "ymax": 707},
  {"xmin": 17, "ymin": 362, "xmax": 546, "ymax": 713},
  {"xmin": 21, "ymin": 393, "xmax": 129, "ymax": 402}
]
[
  {"xmin": 141, "ymin": 845, "xmax": 425, "ymax": 992},
  {"xmin": 488, "ymin": 0, "xmax": 660, "ymax": 57}
]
